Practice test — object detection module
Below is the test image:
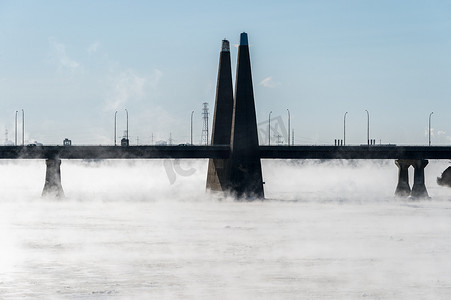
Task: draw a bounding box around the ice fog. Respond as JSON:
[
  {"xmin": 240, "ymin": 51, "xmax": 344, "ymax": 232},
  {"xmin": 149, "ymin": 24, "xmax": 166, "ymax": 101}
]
[{"xmin": 1, "ymin": 159, "xmax": 451, "ymax": 299}]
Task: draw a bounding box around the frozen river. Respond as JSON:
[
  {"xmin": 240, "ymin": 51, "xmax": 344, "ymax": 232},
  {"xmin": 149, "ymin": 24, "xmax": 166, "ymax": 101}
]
[{"xmin": 1, "ymin": 159, "xmax": 451, "ymax": 299}]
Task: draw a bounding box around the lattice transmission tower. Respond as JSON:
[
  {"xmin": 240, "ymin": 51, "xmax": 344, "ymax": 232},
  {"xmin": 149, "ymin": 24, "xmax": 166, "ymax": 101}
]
[{"xmin": 201, "ymin": 102, "xmax": 209, "ymax": 145}]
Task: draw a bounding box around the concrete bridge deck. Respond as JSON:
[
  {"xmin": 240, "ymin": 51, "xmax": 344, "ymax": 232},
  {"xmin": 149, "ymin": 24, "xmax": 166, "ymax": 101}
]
[
  {"xmin": 260, "ymin": 145, "xmax": 451, "ymax": 160},
  {"xmin": 0, "ymin": 145, "xmax": 230, "ymax": 159},
  {"xmin": 1, "ymin": 145, "xmax": 451, "ymax": 160}
]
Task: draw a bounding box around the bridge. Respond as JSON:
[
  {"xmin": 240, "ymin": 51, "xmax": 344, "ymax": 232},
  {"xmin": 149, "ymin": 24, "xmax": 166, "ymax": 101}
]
[
  {"xmin": 2, "ymin": 145, "xmax": 451, "ymax": 160},
  {"xmin": 2, "ymin": 33, "xmax": 449, "ymax": 199},
  {"xmin": 1, "ymin": 144, "xmax": 449, "ymax": 199}
]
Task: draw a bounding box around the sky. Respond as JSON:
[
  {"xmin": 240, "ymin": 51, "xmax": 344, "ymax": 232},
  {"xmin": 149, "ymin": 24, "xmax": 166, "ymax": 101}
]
[{"xmin": 0, "ymin": 0, "xmax": 450, "ymax": 146}]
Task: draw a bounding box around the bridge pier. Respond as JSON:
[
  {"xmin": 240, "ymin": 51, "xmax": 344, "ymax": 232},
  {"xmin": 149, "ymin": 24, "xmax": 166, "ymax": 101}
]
[
  {"xmin": 206, "ymin": 33, "xmax": 264, "ymax": 199},
  {"xmin": 206, "ymin": 39, "xmax": 234, "ymax": 193},
  {"xmin": 394, "ymin": 159, "xmax": 429, "ymax": 198},
  {"xmin": 411, "ymin": 159, "xmax": 429, "ymax": 198},
  {"xmin": 395, "ymin": 159, "xmax": 412, "ymax": 197},
  {"xmin": 42, "ymin": 159, "xmax": 64, "ymax": 198},
  {"xmin": 228, "ymin": 33, "xmax": 264, "ymax": 199}
]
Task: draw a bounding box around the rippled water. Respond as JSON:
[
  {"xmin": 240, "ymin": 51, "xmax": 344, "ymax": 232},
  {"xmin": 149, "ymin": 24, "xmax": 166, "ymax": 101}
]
[{"xmin": 1, "ymin": 159, "xmax": 451, "ymax": 299}]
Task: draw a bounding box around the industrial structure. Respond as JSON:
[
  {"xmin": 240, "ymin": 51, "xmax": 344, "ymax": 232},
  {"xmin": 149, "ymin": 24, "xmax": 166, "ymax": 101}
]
[{"xmin": 201, "ymin": 102, "xmax": 209, "ymax": 145}]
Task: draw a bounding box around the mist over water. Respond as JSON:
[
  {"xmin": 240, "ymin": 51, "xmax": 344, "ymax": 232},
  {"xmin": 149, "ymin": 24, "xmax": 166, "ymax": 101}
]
[{"xmin": 1, "ymin": 159, "xmax": 451, "ymax": 299}]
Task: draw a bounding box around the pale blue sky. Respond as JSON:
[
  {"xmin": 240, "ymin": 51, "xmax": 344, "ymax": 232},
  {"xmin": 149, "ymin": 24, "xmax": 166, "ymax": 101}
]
[{"xmin": 0, "ymin": 0, "xmax": 450, "ymax": 145}]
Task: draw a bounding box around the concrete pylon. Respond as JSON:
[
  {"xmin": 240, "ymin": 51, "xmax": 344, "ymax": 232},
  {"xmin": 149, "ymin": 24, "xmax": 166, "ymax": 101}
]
[
  {"xmin": 411, "ymin": 159, "xmax": 429, "ymax": 198},
  {"xmin": 206, "ymin": 39, "xmax": 234, "ymax": 192},
  {"xmin": 229, "ymin": 32, "xmax": 264, "ymax": 199},
  {"xmin": 394, "ymin": 160, "xmax": 412, "ymax": 197},
  {"xmin": 42, "ymin": 159, "xmax": 65, "ymax": 198}
]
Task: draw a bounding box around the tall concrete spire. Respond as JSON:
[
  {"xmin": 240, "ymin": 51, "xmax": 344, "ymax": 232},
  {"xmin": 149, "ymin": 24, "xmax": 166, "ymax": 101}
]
[
  {"xmin": 210, "ymin": 39, "xmax": 233, "ymax": 146},
  {"xmin": 206, "ymin": 39, "xmax": 234, "ymax": 191},
  {"xmin": 229, "ymin": 32, "xmax": 264, "ymax": 198}
]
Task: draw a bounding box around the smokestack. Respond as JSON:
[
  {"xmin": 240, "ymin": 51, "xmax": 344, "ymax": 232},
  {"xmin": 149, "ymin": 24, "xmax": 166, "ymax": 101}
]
[
  {"xmin": 229, "ymin": 32, "xmax": 264, "ymax": 199},
  {"xmin": 206, "ymin": 39, "xmax": 234, "ymax": 191}
]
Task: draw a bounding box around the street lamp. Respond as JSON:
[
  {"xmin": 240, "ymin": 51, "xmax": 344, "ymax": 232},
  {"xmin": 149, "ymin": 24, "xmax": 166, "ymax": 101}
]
[
  {"xmin": 22, "ymin": 109, "xmax": 24, "ymax": 146},
  {"xmin": 269, "ymin": 111, "xmax": 272, "ymax": 146},
  {"xmin": 125, "ymin": 109, "xmax": 129, "ymax": 142},
  {"xmin": 429, "ymin": 112, "xmax": 434, "ymax": 146},
  {"xmin": 191, "ymin": 110, "xmax": 194, "ymax": 145},
  {"xmin": 287, "ymin": 109, "xmax": 290, "ymax": 146},
  {"xmin": 15, "ymin": 111, "xmax": 18, "ymax": 146},
  {"xmin": 365, "ymin": 109, "xmax": 369, "ymax": 145},
  {"xmin": 114, "ymin": 111, "xmax": 118, "ymax": 146},
  {"xmin": 343, "ymin": 111, "xmax": 348, "ymax": 146}
]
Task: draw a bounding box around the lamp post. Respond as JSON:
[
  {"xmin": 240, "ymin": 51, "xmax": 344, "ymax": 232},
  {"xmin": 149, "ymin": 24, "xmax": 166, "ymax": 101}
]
[
  {"xmin": 21, "ymin": 109, "xmax": 24, "ymax": 146},
  {"xmin": 429, "ymin": 112, "xmax": 434, "ymax": 146},
  {"xmin": 15, "ymin": 111, "xmax": 18, "ymax": 146},
  {"xmin": 125, "ymin": 109, "xmax": 129, "ymax": 142},
  {"xmin": 191, "ymin": 110, "xmax": 194, "ymax": 145},
  {"xmin": 114, "ymin": 111, "xmax": 117, "ymax": 146},
  {"xmin": 365, "ymin": 109, "xmax": 369, "ymax": 145},
  {"xmin": 343, "ymin": 111, "xmax": 348, "ymax": 146},
  {"xmin": 269, "ymin": 111, "xmax": 272, "ymax": 146},
  {"xmin": 287, "ymin": 109, "xmax": 290, "ymax": 146}
]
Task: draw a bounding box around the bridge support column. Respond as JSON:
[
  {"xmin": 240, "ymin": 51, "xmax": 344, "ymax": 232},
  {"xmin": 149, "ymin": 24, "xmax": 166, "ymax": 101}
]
[
  {"xmin": 228, "ymin": 33, "xmax": 264, "ymax": 199},
  {"xmin": 395, "ymin": 160, "xmax": 411, "ymax": 197},
  {"xmin": 42, "ymin": 159, "xmax": 64, "ymax": 198},
  {"xmin": 411, "ymin": 159, "xmax": 429, "ymax": 198},
  {"xmin": 206, "ymin": 39, "xmax": 234, "ymax": 193},
  {"xmin": 206, "ymin": 33, "xmax": 264, "ymax": 199}
]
